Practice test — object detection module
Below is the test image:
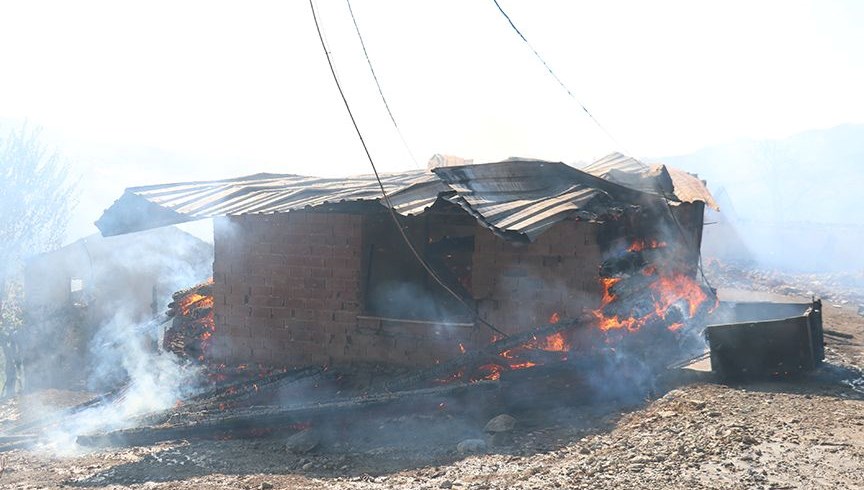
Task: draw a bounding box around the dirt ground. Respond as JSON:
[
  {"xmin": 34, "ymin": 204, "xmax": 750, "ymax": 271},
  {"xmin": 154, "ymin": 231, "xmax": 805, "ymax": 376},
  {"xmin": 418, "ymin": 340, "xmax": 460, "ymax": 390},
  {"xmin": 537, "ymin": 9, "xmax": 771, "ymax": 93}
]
[{"xmin": 1, "ymin": 287, "xmax": 863, "ymax": 490}]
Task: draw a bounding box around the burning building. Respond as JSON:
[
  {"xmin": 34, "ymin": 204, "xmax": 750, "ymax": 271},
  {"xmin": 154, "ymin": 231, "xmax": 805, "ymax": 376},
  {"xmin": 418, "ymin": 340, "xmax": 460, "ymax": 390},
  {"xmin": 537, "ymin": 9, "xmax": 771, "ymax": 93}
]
[
  {"xmin": 95, "ymin": 153, "xmax": 718, "ymax": 370},
  {"xmin": 21, "ymin": 227, "xmax": 213, "ymax": 390}
]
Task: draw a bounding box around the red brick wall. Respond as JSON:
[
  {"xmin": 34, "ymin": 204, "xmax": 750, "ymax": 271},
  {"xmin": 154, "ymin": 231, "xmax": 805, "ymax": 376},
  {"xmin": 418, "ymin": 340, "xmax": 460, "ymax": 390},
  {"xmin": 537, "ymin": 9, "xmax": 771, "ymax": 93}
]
[
  {"xmin": 210, "ymin": 212, "xmax": 364, "ymax": 367},
  {"xmin": 210, "ymin": 211, "xmax": 606, "ymax": 368},
  {"xmin": 210, "ymin": 210, "xmax": 483, "ymax": 368},
  {"xmin": 472, "ymin": 218, "xmax": 604, "ymax": 338}
]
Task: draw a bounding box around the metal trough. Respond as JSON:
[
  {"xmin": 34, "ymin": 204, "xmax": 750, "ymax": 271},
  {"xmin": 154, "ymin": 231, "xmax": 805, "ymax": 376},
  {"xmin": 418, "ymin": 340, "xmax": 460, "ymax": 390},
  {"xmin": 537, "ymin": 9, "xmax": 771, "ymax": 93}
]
[{"xmin": 705, "ymin": 300, "xmax": 824, "ymax": 378}]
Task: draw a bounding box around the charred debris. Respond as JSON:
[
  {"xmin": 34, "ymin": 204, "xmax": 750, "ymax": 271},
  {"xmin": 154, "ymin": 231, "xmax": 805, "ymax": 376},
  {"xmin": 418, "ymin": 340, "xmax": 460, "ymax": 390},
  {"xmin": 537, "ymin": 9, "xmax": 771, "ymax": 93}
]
[{"xmin": 3, "ymin": 153, "xmax": 825, "ymax": 450}]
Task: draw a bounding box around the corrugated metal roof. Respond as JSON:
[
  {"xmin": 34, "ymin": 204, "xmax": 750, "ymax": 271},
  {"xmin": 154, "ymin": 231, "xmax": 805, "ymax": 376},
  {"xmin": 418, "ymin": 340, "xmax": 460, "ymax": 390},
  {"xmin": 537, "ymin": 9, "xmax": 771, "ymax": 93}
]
[
  {"xmin": 664, "ymin": 166, "xmax": 719, "ymax": 210},
  {"xmin": 583, "ymin": 153, "xmax": 718, "ymax": 210},
  {"xmin": 95, "ymin": 170, "xmax": 438, "ymax": 236},
  {"xmin": 581, "ymin": 152, "xmax": 650, "ymax": 178},
  {"xmin": 433, "ymin": 160, "xmax": 635, "ymax": 240},
  {"xmin": 96, "ymin": 156, "xmax": 714, "ymax": 240}
]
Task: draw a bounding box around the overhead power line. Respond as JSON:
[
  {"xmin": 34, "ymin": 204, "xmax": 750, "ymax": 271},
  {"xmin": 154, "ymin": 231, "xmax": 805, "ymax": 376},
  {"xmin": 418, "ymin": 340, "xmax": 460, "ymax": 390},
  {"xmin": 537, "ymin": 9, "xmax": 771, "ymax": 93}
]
[
  {"xmin": 491, "ymin": 1, "xmax": 715, "ymax": 293},
  {"xmin": 309, "ymin": 0, "xmax": 508, "ymax": 338},
  {"xmin": 345, "ymin": 0, "xmax": 421, "ymax": 169},
  {"xmin": 490, "ymin": 0, "xmax": 628, "ymax": 154}
]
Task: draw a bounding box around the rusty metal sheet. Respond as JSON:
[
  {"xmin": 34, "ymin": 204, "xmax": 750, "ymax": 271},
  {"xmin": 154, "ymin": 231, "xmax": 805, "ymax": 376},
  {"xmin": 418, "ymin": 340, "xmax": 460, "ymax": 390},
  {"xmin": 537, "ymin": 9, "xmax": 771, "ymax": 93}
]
[
  {"xmin": 584, "ymin": 153, "xmax": 718, "ymax": 210},
  {"xmin": 663, "ymin": 165, "xmax": 719, "ymax": 210}
]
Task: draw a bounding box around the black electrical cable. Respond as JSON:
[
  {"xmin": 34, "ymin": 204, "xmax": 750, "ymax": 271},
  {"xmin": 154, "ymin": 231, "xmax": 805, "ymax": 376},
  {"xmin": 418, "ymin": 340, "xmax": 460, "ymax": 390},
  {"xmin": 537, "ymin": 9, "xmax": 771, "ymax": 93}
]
[
  {"xmin": 309, "ymin": 0, "xmax": 508, "ymax": 338},
  {"xmin": 345, "ymin": 0, "xmax": 421, "ymax": 169},
  {"xmin": 490, "ymin": 0, "xmax": 626, "ymax": 153},
  {"xmin": 491, "ymin": 0, "xmax": 715, "ymax": 294}
]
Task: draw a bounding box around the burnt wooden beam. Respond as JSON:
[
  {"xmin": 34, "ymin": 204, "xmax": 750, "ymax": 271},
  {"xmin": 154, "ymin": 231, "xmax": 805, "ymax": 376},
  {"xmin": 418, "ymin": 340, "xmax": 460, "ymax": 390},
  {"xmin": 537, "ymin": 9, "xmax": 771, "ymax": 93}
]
[
  {"xmin": 135, "ymin": 367, "xmax": 323, "ymax": 427},
  {"xmin": 383, "ymin": 317, "xmax": 588, "ymax": 391},
  {"xmin": 2, "ymin": 384, "xmax": 130, "ymax": 436}
]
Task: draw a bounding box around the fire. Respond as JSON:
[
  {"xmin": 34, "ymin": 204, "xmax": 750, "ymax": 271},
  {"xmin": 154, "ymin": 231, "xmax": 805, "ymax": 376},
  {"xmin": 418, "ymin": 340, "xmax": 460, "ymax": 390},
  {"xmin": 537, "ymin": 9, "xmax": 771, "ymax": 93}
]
[
  {"xmin": 592, "ymin": 240, "xmax": 716, "ymax": 334},
  {"xmin": 651, "ymin": 274, "xmax": 709, "ymax": 318},
  {"xmin": 476, "ymin": 364, "xmax": 504, "ymax": 381},
  {"xmin": 179, "ymin": 291, "xmax": 213, "ymax": 317},
  {"xmin": 440, "ymin": 238, "xmax": 716, "ymax": 384},
  {"xmin": 599, "ymin": 277, "xmax": 621, "ymax": 306},
  {"xmin": 628, "ymin": 239, "xmax": 666, "ymax": 252},
  {"xmin": 539, "ymin": 331, "xmax": 567, "ymax": 352},
  {"xmin": 167, "ymin": 278, "xmax": 217, "ymax": 362}
]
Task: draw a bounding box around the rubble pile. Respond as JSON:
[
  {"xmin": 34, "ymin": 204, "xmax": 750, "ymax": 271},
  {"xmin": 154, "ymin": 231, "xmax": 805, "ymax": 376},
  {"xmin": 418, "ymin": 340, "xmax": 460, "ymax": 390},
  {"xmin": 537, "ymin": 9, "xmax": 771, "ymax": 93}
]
[{"xmin": 705, "ymin": 259, "xmax": 864, "ymax": 307}]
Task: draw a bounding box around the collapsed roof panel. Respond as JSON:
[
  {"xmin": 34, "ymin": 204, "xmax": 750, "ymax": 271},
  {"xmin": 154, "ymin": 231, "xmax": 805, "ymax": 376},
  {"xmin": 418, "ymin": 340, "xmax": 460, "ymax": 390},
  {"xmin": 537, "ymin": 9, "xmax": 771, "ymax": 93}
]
[
  {"xmin": 582, "ymin": 152, "xmax": 718, "ymax": 210},
  {"xmin": 581, "ymin": 152, "xmax": 650, "ymax": 178},
  {"xmin": 432, "ymin": 160, "xmax": 631, "ymax": 241}
]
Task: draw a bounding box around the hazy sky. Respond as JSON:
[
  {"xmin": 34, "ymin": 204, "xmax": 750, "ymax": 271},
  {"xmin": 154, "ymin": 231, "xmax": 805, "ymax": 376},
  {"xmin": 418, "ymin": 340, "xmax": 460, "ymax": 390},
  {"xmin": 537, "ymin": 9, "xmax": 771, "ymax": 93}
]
[{"xmin": 1, "ymin": 0, "xmax": 862, "ymax": 242}]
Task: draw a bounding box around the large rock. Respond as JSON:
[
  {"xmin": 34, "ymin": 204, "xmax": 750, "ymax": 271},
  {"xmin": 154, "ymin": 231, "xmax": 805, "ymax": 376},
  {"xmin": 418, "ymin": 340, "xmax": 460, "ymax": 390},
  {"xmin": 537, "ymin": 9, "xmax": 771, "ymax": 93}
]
[
  {"xmin": 456, "ymin": 438, "xmax": 487, "ymax": 455},
  {"xmin": 285, "ymin": 429, "xmax": 321, "ymax": 454},
  {"xmin": 484, "ymin": 414, "xmax": 517, "ymax": 433}
]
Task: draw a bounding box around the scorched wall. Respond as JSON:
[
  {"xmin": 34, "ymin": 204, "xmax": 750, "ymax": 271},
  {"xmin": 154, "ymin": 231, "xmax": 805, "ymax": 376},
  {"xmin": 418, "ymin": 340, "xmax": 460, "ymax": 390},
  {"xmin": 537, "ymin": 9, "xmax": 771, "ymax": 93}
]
[
  {"xmin": 472, "ymin": 218, "xmax": 605, "ymax": 337},
  {"xmin": 210, "ymin": 211, "xmax": 608, "ymax": 368}
]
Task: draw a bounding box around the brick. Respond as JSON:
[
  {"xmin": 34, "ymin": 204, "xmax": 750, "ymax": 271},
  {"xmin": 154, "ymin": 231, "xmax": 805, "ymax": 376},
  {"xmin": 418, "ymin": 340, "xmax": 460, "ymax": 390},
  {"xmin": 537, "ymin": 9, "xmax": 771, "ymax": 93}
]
[{"xmin": 304, "ymin": 277, "xmax": 326, "ymax": 290}]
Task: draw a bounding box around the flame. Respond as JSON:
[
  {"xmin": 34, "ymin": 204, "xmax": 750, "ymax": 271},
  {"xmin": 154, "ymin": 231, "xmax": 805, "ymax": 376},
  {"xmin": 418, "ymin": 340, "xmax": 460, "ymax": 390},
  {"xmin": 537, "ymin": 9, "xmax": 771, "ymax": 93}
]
[
  {"xmin": 170, "ymin": 278, "xmax": 216, "ymax": 361},
  {"xmin": 628, "ymin": 239, "xmax": 666, "ymax": 252},
  {"xmin": 599, "ymin": 277, "xmax": 621, "ymax": 306},
  {"xmin": 476, "ymin": 364, "xmax": 504, "ymax": 381},
  {"xmin": 592, "ymin": 240, "xmax": 715, "ymax": 334},
  {"xmin": 539, "ymin": 332, "xmax": 567, "ymax": 352},
  {"xmin": 423, "ymin": 239, "xmax": 715, "ymax": 384},
  {"xmin": 667, "ymin": 322, "xmax": 684, "ymax": 332},
  {"xmin": 651, "ymin": 274, "xmax": 709, "ymax": 318}
]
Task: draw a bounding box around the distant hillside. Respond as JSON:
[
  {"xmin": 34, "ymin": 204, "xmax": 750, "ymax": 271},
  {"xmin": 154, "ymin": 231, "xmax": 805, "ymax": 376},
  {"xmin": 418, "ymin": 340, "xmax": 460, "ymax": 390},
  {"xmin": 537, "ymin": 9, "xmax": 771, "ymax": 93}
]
[{"xmin": 658, "ymin": 124, "xmax": 864, "ymax": 272}]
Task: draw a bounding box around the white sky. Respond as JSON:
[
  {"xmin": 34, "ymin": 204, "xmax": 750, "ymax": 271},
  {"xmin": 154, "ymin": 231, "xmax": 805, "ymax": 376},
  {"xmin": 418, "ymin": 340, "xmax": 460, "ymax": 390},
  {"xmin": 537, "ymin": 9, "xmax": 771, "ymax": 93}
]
[{"xmin": 1, "ymin": 0, "xmax": 862, "ymax": 242}]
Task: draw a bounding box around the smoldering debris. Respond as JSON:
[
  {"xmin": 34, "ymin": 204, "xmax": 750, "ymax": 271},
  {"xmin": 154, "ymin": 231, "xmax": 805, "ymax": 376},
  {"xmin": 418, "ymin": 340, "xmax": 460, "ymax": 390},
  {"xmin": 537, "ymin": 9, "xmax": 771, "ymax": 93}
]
[{"xmin": 6, "ymin": 310, "xmax": 202, "ymax": 455}]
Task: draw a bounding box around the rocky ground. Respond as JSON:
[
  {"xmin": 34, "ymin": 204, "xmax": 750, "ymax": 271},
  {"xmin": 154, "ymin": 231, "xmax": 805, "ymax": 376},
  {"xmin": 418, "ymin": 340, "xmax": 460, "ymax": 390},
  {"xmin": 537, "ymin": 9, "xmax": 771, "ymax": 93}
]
[{"xmin": 1, "ymin": 283, "xmax": 863, "ymax": 489}]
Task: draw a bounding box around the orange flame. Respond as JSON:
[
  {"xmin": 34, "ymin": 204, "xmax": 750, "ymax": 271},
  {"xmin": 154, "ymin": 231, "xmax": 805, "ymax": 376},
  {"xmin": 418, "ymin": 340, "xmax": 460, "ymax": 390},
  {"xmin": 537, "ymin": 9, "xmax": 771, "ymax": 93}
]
[
  {"xmin": 539, "ymin": 331, "xmax": 568, "ymax": 352},
  {"xmin": 628, "ymin": 239, "xmax": 666, "ymax": 252},
  {"xmin": 476, "ymin": 364, "xmax": 504, "ymax": 381},
  {"xmin": 592, "ymin": 240, "xmax": 715, "ymax": 333},
  {"xmin": 173, "ymin": 278, "xmax": 216, "ymax": 361}
]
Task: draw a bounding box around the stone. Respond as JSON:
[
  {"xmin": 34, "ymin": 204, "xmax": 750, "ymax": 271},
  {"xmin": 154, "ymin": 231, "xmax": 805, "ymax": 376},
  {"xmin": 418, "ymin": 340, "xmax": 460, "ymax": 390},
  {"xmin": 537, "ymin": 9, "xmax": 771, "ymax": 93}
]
[
  {"xmin": 259, "ymin": 483, "xmax": 273, "ymax": 490},
  {"xmin": 688, "ymin": 399, "xmax": 707, "ymax": 410},
  {"xmin": 457, "ymin": 439, "xmax": 487, "ymax": 455},
  {"xmin": 285, "ymin": 429, "xmax": 321, "ymax": 454},
  {"xmin": 440, "ymin": 480, "xmax": 453, "ymax": 489},
  {"xmin": 484, "ymin": 414, "xmax": 517, "ymax": 433},
  {"xmin": 490, "ymin": 432, "xmax": 514, "ymax": 447}
]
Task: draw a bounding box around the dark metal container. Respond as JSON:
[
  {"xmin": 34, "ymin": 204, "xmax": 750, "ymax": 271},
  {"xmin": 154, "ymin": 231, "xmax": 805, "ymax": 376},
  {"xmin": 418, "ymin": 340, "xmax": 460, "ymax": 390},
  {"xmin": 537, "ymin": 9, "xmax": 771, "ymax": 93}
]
[{"xmin": 705, "ymin": 300, "xmax": 824, "ymax": 378}]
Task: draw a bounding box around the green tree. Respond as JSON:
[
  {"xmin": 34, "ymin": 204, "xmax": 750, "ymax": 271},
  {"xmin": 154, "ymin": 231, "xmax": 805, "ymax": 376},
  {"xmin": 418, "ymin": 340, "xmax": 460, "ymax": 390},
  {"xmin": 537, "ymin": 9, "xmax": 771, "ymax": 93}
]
[{"xmin": 0, "ymin": 124, "xmax": 77, "ymax": 397}]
